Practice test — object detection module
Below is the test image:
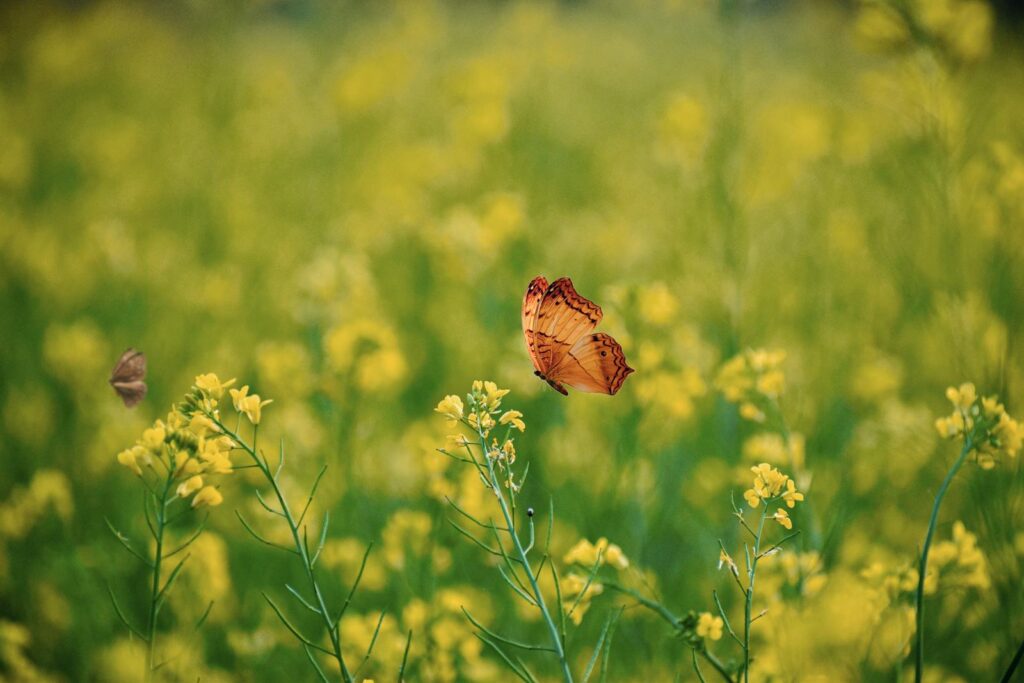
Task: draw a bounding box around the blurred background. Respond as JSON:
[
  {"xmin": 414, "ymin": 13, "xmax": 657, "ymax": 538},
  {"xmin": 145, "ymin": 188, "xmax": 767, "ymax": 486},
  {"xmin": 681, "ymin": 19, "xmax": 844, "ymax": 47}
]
[{"xmin": 1, "ymin": 0, "xmax": 1023, "ymax": 680}]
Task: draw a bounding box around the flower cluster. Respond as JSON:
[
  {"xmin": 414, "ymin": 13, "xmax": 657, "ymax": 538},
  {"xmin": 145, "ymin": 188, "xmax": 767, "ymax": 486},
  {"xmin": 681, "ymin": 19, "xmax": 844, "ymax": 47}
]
[
  {"xmin": 934, "ymin": 382, "xmax": 1022, "ymax": 468},
  {"xmin": 115, "ymin": 381, "xmax": 242, "ymax": 509},
  {"xmin": 560, "ymin": 572, "xmax": 604, "ymax": 626},
  {"xmin": 928, "ymin": 521, "xmax": 990, "ymax": 591},
  {"xmin": 563, "ymin": 537, "xmax": 630, "ymax": 571},
  {"xmin": 436, "ymin": 380, "xmax": 524, "ymax": 483},
  {"xmin": 743, "ymin": 463, "xmax": 804, "ymax": 529},
  {"xmin": 695, "ymin": 612, "xmax": 723, "ymax": 641},
  {"xmin": 854, "ymin": 0, "xmax": 992, "ymax": 64},
  {"xmin": 715, "ymin": 349, "xmax": 787, "ymax": 423}
]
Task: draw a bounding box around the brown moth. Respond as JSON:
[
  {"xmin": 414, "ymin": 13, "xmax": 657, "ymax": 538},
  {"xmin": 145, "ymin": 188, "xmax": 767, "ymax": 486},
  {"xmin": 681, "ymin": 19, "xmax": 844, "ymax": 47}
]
[{"xmin": 109, "ymin": 348, "xmax": 147, "ymax": 408}]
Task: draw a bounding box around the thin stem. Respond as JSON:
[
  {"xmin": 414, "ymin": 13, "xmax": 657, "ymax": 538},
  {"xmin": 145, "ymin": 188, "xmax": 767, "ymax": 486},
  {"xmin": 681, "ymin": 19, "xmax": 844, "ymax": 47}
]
[
  {"xmin": 603, "ymin": 582, "xmax": 733, "ymax": 683},
  {"xmin": 145, "ymin": 461, "xmax": 176, "ymax": 682},
  {"xmin": 999, "ymin": 632, "xmax": 1024, "ymax": 683},
  {"xmin": 474, "ymin": 419, "xmax": 574, "ymax": 683},
  {"xmin": 742, "ymin": 504, "xmax": 769, "ymax": 683},
  {"xmin": 914, "ymin": 437, "xmax": 972, "ymax": 683},
  {"xmin": 210, "ymin": 414, "xmax": 355, "ymax": 683}
]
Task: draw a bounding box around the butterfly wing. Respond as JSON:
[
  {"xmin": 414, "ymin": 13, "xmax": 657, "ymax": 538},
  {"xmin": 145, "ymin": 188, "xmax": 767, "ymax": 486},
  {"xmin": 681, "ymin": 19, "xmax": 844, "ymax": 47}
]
[
  {"xmin": 522, "ymin": 276, "xmax": 549, "ymax": 372},
  {"xmin": 110, "ymin": 348, "xmax": 147, "ymax": 408},
  {"xmin": 548, "ymin": 332, "xmax": 633, "ymax": 395},
  {"xmin": 528, "ymin": 278, "xmax": 603, "ymax": 374},
  {"xmin": 110, "ymin": 348, "xmax": 146, "ymax": 383},
  {"xmin": 111, "ymin": 380, "xmax": 148, "ymax": 408}
]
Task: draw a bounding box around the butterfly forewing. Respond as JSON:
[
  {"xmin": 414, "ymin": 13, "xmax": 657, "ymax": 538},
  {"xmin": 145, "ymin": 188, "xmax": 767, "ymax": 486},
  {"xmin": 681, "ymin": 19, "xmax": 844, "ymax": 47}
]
[
  {"xmin": 529, "ymin": 278, "xmax": 603, "ymax": 372},
  {"xmin": 522, "ymin": 276, "xmax": 549, "ymax": 372},
  {"xmin": 110, "ymin": 348, "xmax": 147, "ymax": 408}
]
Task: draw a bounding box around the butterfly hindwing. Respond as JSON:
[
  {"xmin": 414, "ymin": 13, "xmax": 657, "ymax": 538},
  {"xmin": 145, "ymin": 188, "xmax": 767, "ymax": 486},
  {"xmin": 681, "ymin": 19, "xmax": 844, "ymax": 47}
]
[
  {"xmin": 111, "ymin": 380, "xmax": 148, "ymax": 408},
  {"xmin": 550, "ymin": 332, "xmax": 634, "ymax": 395}
]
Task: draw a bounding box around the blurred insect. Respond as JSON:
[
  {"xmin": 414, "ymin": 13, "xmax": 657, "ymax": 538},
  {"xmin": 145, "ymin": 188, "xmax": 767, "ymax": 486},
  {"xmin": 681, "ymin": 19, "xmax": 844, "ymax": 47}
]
[
  {"xmin": 522, "ymin": 276, "xmax": 634, "ymax": 396},
  {"xmin": 109, "ymin": 348, "xmax": 147, "ymax": 408}
]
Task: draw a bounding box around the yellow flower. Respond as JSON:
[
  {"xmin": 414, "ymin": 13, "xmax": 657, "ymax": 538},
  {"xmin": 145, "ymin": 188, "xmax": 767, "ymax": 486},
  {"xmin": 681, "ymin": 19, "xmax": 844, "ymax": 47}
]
[
  {"xmin": 564, "ymin": 539, "xmax": 600, "ymax": 567},
  {"xmin": 782, "ymin": 479, "xmax": 804, "ymax": 508},
  {"xmin": 230, "ymin": 386, "xmax": 272, "ymax": 425},
  {"xmin": 945, "ymin": 383, "xmax": 977, "ymax": 411},
  {"xmin": 743, "ymin": 487, "xmax": 762, "ymax": 508},
  {"xmin": 696, "ymin": 612, "xmax": 723, "ymax": 641},
  {"xmin": 500, "ymin": 439, "xmax": 517, "ymax": 465},
  {"xmin": 982, "ymin": 396, "xmax": 1004, "ymax": 419},
  {"xmin": 192, "ymin": 486, "xmax": 223, "ymax": 508},
  {"xmin": 756, "ymin": 370, "xmax": 785, "ymax": 398},
  {"xmin": 716, "ymin": 348, "xmax": 787, "ymax": 406},
  {"xmin": 435, "ymin": 395, "xmax": 464, "ymax": 422},
  {"xmin": 603, "ymin": 543, "xmax": 630, "ymax": 570},
  {"xmin": 189, "ymin": 413, "xmax": 218, "ymax": 437},
  {"xmin": 498, "ymin": 410, "xmax": 525, "ymax": 432},
  {"xmin": 195, "ymin": 373, "xmax": 235, "ymax": 399},
  {"xmin": 934, "ymin": 412, "xmax": 965, "ymax": 438},
  {"xmin": 468, "ymin": 410, "xmax": 495, "ymax": 435},
  {"xmin": 739, "ymin": 402, "xmax": 765, "ymax": 423},
  {"xmin": 443, "ymin": 433, "xmax": 471, "ymax": 455},
  {"xmin": 472, "ymin": 380, "xmax": 510, "ymax": 411},
  {"xmin": 772, "ymin": 508, "xmax": 792, "ymax": 529},
  {"xmin": 116, "ymin": 445, "xmax": 151, "ymax": 477},
  {"xmin": 564, "ymin": 537, "xmax": 629, "ymax": 570},
  {"xmin": 176, "ymin": 475, "xmax": 204, "ymax": 499},
  {"xmin": 718, "ymin": 548, "xmax": 739, "ymax": 577},
  {"xmin": 140, "ymin": 423, "xmax": 167, "ymax": 453},
  {"xmin": 229, "ymin": 385, "xmax": 250, "ymax": 413}
]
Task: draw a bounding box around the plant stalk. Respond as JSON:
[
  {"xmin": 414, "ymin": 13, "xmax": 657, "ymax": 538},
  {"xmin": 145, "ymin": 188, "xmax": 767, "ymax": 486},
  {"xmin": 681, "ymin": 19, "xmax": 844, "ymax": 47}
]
[{"xmin": 914, "ymin": 437, "xmax": 972, "ymax": 683}]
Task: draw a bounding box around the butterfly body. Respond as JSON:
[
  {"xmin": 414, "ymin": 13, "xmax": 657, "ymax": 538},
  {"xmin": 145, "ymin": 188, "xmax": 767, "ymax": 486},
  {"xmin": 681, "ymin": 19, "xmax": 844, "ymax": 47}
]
[
  {"xmin": 522, "ymin": 276, "xmax": 633, "ymax": 395},
  {"xmin": 109, "ymin": 348, "xmax": 147, "ymax": 408}
]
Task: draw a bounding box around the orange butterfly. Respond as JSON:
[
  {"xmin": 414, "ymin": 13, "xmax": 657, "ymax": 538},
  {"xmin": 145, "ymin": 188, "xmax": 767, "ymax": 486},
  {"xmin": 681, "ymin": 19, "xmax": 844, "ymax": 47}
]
[{"xmin": 522, "ymin": 276, "xmax": 634, "ymax": 396}]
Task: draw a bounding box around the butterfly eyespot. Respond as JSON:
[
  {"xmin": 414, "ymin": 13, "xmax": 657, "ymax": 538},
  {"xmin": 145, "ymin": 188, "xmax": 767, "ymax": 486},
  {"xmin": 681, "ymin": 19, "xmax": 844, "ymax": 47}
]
[
  {"xmin": 527, "ymin": 507, "xmax": 535, "ymax": 517},
  {"xmin": 601, "ymin": 351, "xmax": 607, "ymax": 357}
]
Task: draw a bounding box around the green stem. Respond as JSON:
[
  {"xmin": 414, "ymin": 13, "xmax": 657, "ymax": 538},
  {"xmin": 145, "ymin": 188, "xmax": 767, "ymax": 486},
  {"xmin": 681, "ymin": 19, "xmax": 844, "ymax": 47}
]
[
  {"xmin": 742, "ymin": 505, "xmax": 769, "ymax": 683},
  {"xmin": 145, "ymin": 464, "xmax": 176, "ymax": 682},
  {"xmin": 214, "ymin": 416, "xmax": 354, "ymax": 683},
  {"xmin": 914, "ymin": 437, "xmax": 972, "ymax": 683},
  {"xmin": 475, "ymin": 421, "xmax": 574, "ymax": 683},
  {"xmin": 604, "ymin": 582, "xmax": 734, "ymax": 683}
]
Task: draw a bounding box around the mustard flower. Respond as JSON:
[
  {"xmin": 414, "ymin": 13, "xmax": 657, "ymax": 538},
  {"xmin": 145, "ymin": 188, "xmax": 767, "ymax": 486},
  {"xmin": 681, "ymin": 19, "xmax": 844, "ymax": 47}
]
[
  {"xmin": 229, "ymin": 385, "xmax": 272, "ymax": 425},
  {"xmin": 140, "ymin": 422, "xmax": 167, "ymax": 453},
  {"xmin": 116, "ymin": 445, "xmax": 151, "ymax": 477},
  {"xmin": 176, "ymin": 475, "xmax": 203, "ymax": 499},
  {"xmin": 715, "ymin": 348, "xmax": 787, "ymax": 418},
  {"xmin": 563, "ymin": 537, "xmax": 629, "ymax": 570},
  {"xmin": 498, "ymin": 409, "xmax": 526, "ymax": 432},
  {"xmin": 782, "ymin": 479, "xmax": 804, "ymax": 508},
  {"xmin": 472, "ymin": 380, "xmax": 509, "ymax": 412},
  {"xmin": 468, "ymin": 410, "xmax": 495, "ymax": 435},
  {"xmin": 194, "ymin": 373, "xmax": 235, "ymax": 400},
  {"xmin": 696, "ymin": 612, "xmax": 724, "ymax": 641},
  {"xmin": 772, "ymin": 508, "xmax": 793, "ymax": 530},
  {"xmin": 718, "ymin": 548, "xmax": 739, "ymax": 578},
  {"xmin": 935, "ymin": 382, "xmax": 1021, "ymax": 466},
  {"xmin": 191, "ymin": 486, "xmax": 223, "ymax": 508},
  {"xmin": 435, "ymin": 395, "xmax": 465, "ymax": 422}
]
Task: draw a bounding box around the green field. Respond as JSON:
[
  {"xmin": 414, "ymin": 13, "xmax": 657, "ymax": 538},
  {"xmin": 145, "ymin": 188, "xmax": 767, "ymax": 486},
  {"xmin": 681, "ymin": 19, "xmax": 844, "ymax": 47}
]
[{"xmin": 1, "ymin": 1, "xmax": 1023, "ymax": 681}]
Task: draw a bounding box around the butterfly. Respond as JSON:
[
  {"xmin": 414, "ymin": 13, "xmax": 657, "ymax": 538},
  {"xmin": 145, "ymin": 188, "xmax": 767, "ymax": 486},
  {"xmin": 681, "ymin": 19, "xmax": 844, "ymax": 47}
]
[
  {"xmin": 109, "ymin": 348, "xmax": 147, "ymax": 408},
  {"xmin": 521, "ymin": 276, "xmax": 634, "ymax": 396}
]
